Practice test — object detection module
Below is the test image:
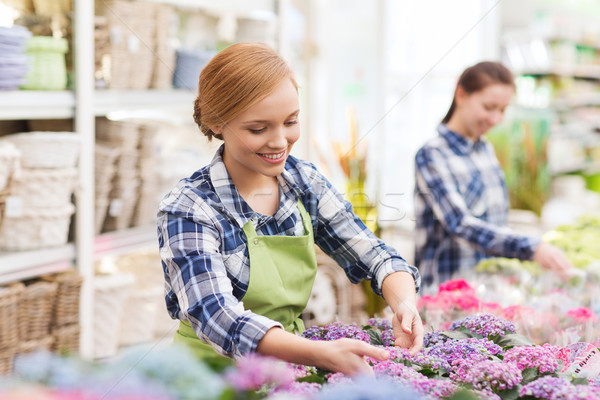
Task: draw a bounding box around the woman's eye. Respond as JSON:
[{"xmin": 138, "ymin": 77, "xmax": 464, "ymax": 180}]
[
  {"xmin": 285, "ymin": 120, "xmax": 298, "ymax": 126},
  {"xmin": 248, "ymin": 128, "xmax": 266, "ymax": 134}
]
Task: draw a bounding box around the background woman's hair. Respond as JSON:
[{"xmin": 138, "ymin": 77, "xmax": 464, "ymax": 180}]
[
  {"xmin": 193, "ymin": 42, "xmax": 298, "ymax": 140},
  {"xmin": 441, "ymin": 61, "xmax": 515, "ymax": 124}
]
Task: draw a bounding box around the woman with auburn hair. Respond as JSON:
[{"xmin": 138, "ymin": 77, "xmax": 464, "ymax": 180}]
[
  {"xmin": 414, "ymin": 61, "xmax": 574, "ymax": 292},
  {"xmin": 158, "ymin": 42, "xmax": 423, "ymax": 375}
]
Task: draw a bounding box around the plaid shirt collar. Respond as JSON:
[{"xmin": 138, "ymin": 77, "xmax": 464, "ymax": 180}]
[
  {"xmin": 208, "ymin": 144, "xmax": 305, "ymax": 229},
  {"xmin": 438, "ymin": 123, "xmax": 486, "ymax": 154}
]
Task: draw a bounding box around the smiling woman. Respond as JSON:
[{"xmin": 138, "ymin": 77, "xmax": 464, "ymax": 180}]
[{"xmin": 156, "ymin": 42, "xmax": 424, "ymax": 376}]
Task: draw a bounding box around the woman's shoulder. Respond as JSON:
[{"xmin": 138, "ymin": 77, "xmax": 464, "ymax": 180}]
[
  {"xmin": 159, "ymin": 165, "xmax": 217, "ymax": 215},
  {"xmin": 284, "ymin": 154, "xmax": 323, "ymax": 186}
]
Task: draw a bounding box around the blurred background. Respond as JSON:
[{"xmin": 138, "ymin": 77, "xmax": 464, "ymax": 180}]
[{"xmin": 0, "ymin": 0, "xmax": 599, "ymax": 367}]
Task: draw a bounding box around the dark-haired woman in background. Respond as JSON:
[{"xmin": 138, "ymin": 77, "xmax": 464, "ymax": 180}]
[{"xmin": 413, "ymin": 61, "xmax": 574, "ymax": 292}]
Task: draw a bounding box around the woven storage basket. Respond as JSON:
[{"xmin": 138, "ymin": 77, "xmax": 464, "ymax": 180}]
[
  {"xmin": 119, "ymin": 285, "xmax": 163, "ymax": 346},
  {"xmin": 93, "ymin": 272, "xmax": 135, "ymax": 359},
  {"xmin": 0, "ymin": 282, "xmax": 24, "ymax": 351},
  {"xmin": 12, "ymin": 167, "xmax": 77, "ymax": 208},
  {"xmin": 0, "ymin": 347, "xmax": 14, "ymax": 375},
  {"xmin": 41, "ymin": 270, "xmax": 83, "ymax": 328},
  {"xmin": 0, "ymin": 142, "xmax": 20, "ymax": 191},
  {"xmin": 95, "ymin": 198, "xmax": 110, "ymax": 235},
  {"xmin": 17, "ymin": 336, "xmax": 54, "ymax": 354},
  {"xmin": 103, "ymin": 195, "xmax": 138, "ymax": 232},
  {"xmin": 21, "ymin": 36, "xmax": 68, "ymax": 90},
  {"xmin": 1, "ymin": 203, "xmax": 75, "ymax": 251},
  {"xmin": 52, "ymin": 323, "xmax": 80, "ymax": 355},
  {"xmin": 1, "ymin": 131, "xmax": 80, "ymax": 169},
  {"xmin": 18, "ymin": 280, "xmax": 58, "ymax": 342},
  {"xmin": 96, "ymin": 119, "xmax": 141, "ymax": 150}
]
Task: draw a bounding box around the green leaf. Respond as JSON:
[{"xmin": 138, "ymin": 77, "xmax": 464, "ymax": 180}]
[
  {"xmin": 495, "ymin": 333, "xmax": 534, "ymax": 348},
  {"xmin": 571, "ymin": 376, "xmax": 589, "ymax": 385},
  {"xmin": 446, "ymin": 389, "xmax": 481, "ymax": 400},
  {"xmin": 368, "ymin": 329, "xmax": 384, "ymax": 346},
  {"xmin": 441, "ymin": 330, "xmax": 471, "ymax": 340},
  {"xmin": 496, "ymin": 385, "xmax": 521, "ymax": 400},
  {"xmin": 521, "ymin": 368, "xmax": 538, "ymax": 384},
  {"xmin": 297, "ymin": 368, "xmax": 329, "ymax": 384}
]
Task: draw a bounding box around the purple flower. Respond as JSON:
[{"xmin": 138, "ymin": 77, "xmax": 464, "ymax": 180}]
[
  {"xmin": 270, "ymin": 381, "xmax": 322, "ymax": 398},
  {"xmin": 407, "ymin": 376, "xmax": 458, "ymax": 399},
  {"xmin": 504, "ymin": 345, "xmax": 559, "ymax": 374},
  {"xmin": 423, "ymin": 331, "xmax": 450, "ymax": 347},
  {"xmin": 450, "ymin": 359, "xmax": 522, "ymax": 392},
  {"xmin": 325, "ymin": 372, "xmax": 353, "ymax": 385},
  {"xmin": 367, "ymin": 318, "xmax": 393, "ymax": 331},
  {"xmin": 410, "ymin": 352, "xmax": 451, "ymax": 374},
  {"xmin": 426, "ymin": 337, "xmax": 501, "ymax": 365},
  {"xmin": 371, "ymin": 360, "xmax": 424, "ymax": 380},
  {"xmin": 301, "ymin": 322, "xmax": 371, "ymax": 343},
  {"xmin": 449, "ymin": 313, "xmax": 516, "ymax": 339},
  {"xmin": 521, "ymin": 376, "xmax": 600, "ymax": 399},
  {"xmin": 225, "ymin": 353, "xmax": 295, "ymax": 391}
]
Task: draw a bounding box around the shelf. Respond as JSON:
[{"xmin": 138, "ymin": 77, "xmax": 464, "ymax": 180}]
[
  {"xmin": 0, "ymin": 89, "xmax": 196, "ymax": 121},
  {"xmin": 93, "ymin": 89, "xmax": 196, "ymax": 117},
  {"xmin": 142, "ymin": 0, "xmax": 276, "ymax": 19},
  {"xmin": 0, "ymin": 91, "xmax": 75, "ymax": 120},
  {"xmin": 518, "ymin": 65, "xmax": 600, "ymax": 81},
  {"xmin": 94, "ymin": 225, "xmax": 158, "ymax": 260},
  {"xmin": 0, "ymin": 244, "xmax": 76, "ymax": 285}
]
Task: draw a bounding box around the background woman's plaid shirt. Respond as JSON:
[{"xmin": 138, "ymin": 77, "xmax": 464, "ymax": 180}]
[
  {"xmin": 158, "ymin": 145, "xmax": 420, "ymax": 358},
  {"xmin": 414, "ymin": 124, "xmax": 539, "ymax": 292}
]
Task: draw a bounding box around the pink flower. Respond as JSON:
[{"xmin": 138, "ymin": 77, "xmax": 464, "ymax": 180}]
[
  {"xmin": 565, "ymin": 307, "xmax": 598, "ymax": 324},
  {"xmin": 438, "ymin": 279, "xmax": 474, "ymax": 295},
  {"xmin": 454, "ymin": 294, "xmax": 481, "ymax": 311}
]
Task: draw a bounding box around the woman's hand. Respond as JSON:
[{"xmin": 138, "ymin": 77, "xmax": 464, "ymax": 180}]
[
  {"xmin": 313, "ymin": 338, "xmax": 389, "ymax": 376},
  {"xmin": 257, "ymin": 327, "xmax": 388, "ymax": 376},
  {"xmin": 392, "ymin": 301, "xmax": 424, "ymax": 355},
  {"xmin": 533, "ymin": 242, "xmax": 576, "ymax": 280}
]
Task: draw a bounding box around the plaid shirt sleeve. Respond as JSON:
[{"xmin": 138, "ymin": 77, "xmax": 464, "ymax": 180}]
[
  {"xmin": 301, "ymin": 163, "xmax": 421, "ymax": 295},
  {"xmin": 157, "ymin": 191, "xmax": 281, "ymax": 359},
  {"xmin": 415, "ymin": 145, "xmax": 539, "ymax": 260}
]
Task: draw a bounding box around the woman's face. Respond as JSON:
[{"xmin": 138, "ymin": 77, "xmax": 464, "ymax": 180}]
[
  {"xmin": 217, "ymin": 79, "xmax": 300, "ymax": 180},
  {"xmin": 455, "ymin": 83, "xmax": 514, "ymax": 139}
]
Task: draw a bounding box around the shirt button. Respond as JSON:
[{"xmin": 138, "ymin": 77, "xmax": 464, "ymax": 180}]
[{"xmin": 253, "ymin": 238, "xmax": 259, "ymax": 245}]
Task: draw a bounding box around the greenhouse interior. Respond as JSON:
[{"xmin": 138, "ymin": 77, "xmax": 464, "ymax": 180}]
[{"xmin": 0, "ymin": 0, "xmax": 600, "ymax": 399}]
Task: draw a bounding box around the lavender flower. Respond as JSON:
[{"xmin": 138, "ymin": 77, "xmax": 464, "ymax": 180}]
[
  {"xmin": 449, "ymin": 314, "xmax": 516, "ymax": 339},
  {"xmin": 520, "ymin": 376, "xmax": 572, "ymax": 399},
  {"xmin": 426, "ymin": 337, "xmax": 501, "ymax": 365},
  {"xmin": 381, "ymin": 329, "xmax": 395, "ymax": 347},
  {"xmin": 406, "ymin": 376, "xmax": 458, "ymax": 399},
  {"xmin": 504, "ymin": 345, "xmax": 559, "ymax": 374},
  {"xmin": 270, "ymin": 381, "xmax": 322, "ymax": 399},
  {"xmin": 410, "ymin": 352, "xmax": 451, "ymax": 374},
  {"xmin": 301, "ymin": 322, "xmax": 371, "ymax": 343},
  {"xmin": 450, "ymin": 359, "xmax": 522, "ymax": 392},
  {"xmin": 371, "ymin": 360, "xmax": 424, "ymax": 380},
  {"xmin": 367, "ymin": 318, "xmax": 393, "ymax": 331},
  {"xmin": 423, "ymin": 331, "xmax": 450, "ymax": 347},
  {"xmin": 225, "ymin": 353, "xmax": 295, "ymax": 391},
  {"xmin": 325, "ymin": 372, "xmax": 353, "ymax": 385}
]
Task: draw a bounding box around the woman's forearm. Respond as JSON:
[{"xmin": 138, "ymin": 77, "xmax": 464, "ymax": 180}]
[{"xmin": 381, "ymin": 271, "xmax": 418, "ymax": 313}]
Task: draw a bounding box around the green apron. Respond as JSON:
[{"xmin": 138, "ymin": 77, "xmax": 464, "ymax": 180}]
[{"xmin": 174, "ymin": 200, "xmax": 318, "ymax": 362}]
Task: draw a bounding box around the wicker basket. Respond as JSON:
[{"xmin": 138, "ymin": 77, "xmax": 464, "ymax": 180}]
[
  {"xmin": 41, "ymin": 270, "xmax": 83, "ymax": 328},
  {"xmin": 93, "ymin": 272, "xmax": 135, "ymax": 359},
  {"xmin": 18, "ymin": 280, "xmax": 58, "ymax": 342},
  {"xmin": 1, "ymin": 131, "xmax": 80, "ymax": 169},
  {"xmin": 0, "ymin": 282, "xmax": 24, "ymax": 351},
  {"xmin": 0, "ymin": 142, "xmax": 19, "ymax": 191},
  {"xmin": 0, "ymin": 347, "xmax": 15, "ymax": 375},
  {"xmin": 119, "ymin": 285, "xmax": 163, "ymax": 346},
  {"xmin": 1, "ymin": 203, "xmax": 75, "ymax": 251},
  {"xmin": 52, "ymin": 323, "xmax": 80, "ymax": 355},
  {"xmin": 12, "ymin": 167, "xmax": 77, "ymax": 208},
  {"xmin": 96, "ymin": 119, "xmax": 141, "ymax": 150},
  {"xmin": 17, "ymin": 336, "xmax": 54, "ymax": 354}
]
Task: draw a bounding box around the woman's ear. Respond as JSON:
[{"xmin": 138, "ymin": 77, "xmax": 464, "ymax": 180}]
[
  {"xmin": 455, "ymin": 86, "xmax": 467, "ymax": 105},
  {"xmin": 209, "ymin": 124, "xmax": 223, "ymax": 136}
]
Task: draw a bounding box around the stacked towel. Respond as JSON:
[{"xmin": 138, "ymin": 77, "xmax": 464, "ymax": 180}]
[{"xmin": 0, "ymin": 25, "xmax": 32, "ymax": 90}]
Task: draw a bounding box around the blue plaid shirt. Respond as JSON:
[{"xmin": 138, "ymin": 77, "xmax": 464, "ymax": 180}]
[
  {"xmin": 158, "ymin": 145, "xmax": 420, "ymax": 358},
  {"xmin": 414, "ymin": 124, "xmax": 539, "ymax": 290}
]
